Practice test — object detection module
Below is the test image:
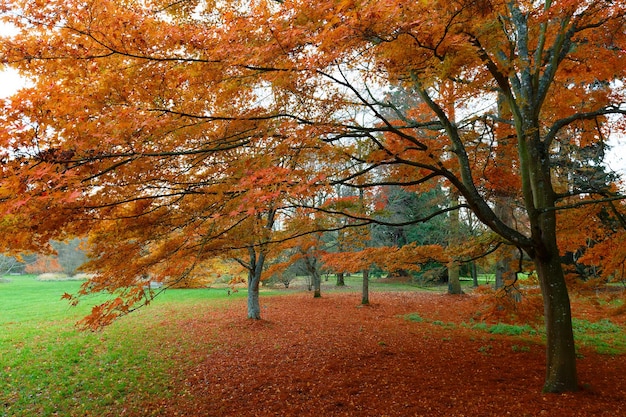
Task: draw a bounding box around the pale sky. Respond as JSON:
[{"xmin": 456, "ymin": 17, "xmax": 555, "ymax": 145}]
[
  {"xmin": 0, "ymin": 67, "xmax": 24, "ymax": 98},
  {"xmin": 607, "ymin": 135, "xmax": 626, "ymax": 178},
  {"xmin": 0, "ymin": 21, "xmax": 22, "ymax": 98}
]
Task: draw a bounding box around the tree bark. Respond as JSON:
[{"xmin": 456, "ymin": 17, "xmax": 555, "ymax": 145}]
[
  {"xmin": 448, "ymin": 192, "xmax": 462, "ymax": 295},
  {"xmin": 336, "ymin": 272, "xmax": 345, "ymax": 286},
  {"xmin": 246, "ymin": 246, "xmax": 265, "ymax": 320},
  {"xmin": 247, "ymin": 269, "xmax": 261, "ymax": 319},
  {"xmin": 535, "ymin": 252, "xmax": 577, "ymax": 392},
  {"xmin": 304, "ymin": 254, "xmax": 322, "ymax": 298},
  {"xmin": 362, "ymin": 269, "xmax": 369, "ymax": 305},
  {"xmin": 313, "ymin": 271, "xmax": 321, "ymax": 298},
  {"xmin": 471, "ymin": 262, "xmax": 478, "ymax": 287},
  {"xmin": 447, "ymin": 260, "xmax": 462, "ymax": 295},
  {"xmin": 494, "ymin": 196, "xmax": 520, "ymax": 295},
  {"xmin": 532, "ymin": 209, "xmax": 578, "ymax": 392}
]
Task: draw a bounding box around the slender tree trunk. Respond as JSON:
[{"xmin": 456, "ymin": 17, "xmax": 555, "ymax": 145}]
[
  {"xmin": 245, "ymin": 209, "xmax": 275, "ymax": 319},
  {"xmin": 361, "ymin": 269, "xmax": 369, "ymax": 305},
  {"xmin": 247, "ymin": 270, "xmax": 261, "ymax": 319},
  {"xmin": 471, "ymin": 262, "xmax": 478, "ymax": 287},
  {"xmin": 246, "ymin": 246, "xmax": 265, "ymax": 320},
  {"xmin": 313, "ymin": 271, "xmax": 321, "ymax": 298},
  {"xmin": 447, "ymin": 193, "xmax": 462, "ymax": 294},
  {"xmin": 304, "ymin": 255, "xmax": 322, "ymax": 298},
  {"xmin": 494, "ymin": 196, "xmax": 520, "ymax": 297},
  {"xmin": 336, "ymin": 272, "xmax": 345, "ymax": 286}
]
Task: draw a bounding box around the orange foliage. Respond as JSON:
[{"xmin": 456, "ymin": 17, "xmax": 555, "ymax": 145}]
[
  {"xmin": 0, "ymin": 0, "xmax": 625, "ymax": 365},
  {"xmin": 323, "ymin": 243, "xmax": 445, "ymax": 274},
  {"xmin": 24, "ymin": 255, "xmax": 63, "ymax": 274}
]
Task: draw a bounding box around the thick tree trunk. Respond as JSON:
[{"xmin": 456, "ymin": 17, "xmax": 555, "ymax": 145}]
[
  {"xmin": 523, "ymin": 146, "xmax": 577, "ymax": 391},
  {"xmin": 534, "ymin": 248, "xmax": 577, "ymax": 392},
  {"xmin": 336, "ymin": 272, "xmax": 345, "ymax": 286},
  {"xmin": 361, "ymin": 269, "xmax": 369, "ymax": 305},
  {"xmin": 447, "ymin": 260, "xmax": 462, "ymax": 295},
  {"xmin": 495, "ymin": 255, "xmax": 509, "ymax": 290}
]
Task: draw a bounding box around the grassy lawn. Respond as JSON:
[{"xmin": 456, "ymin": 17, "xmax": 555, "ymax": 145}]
[{"xmin": 0, "ymin": 275, "xmax": 245, "ymax": 417}]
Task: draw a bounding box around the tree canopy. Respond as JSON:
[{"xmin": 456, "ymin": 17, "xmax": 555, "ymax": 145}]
[{"xmin": 1, "ymin": 0, "xmax": 625, "ymax": 393}]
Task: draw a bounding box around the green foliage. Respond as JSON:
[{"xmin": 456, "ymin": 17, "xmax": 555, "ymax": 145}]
[
  {"xmin": 465, "ymin": 322, "xmax": 538, "ymax": 336},
  {"xmin": 371, "ymin": 186, "xmax": 449, "ymax": 248},
  {"xmin": 478, "ymin": 345, "xmax": 493, "ymax": 353}
]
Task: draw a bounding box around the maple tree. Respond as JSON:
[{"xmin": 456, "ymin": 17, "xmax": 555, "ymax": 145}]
[{"xmin": 1, "ymin": 0, "xmax": 626, "ymax": 393}]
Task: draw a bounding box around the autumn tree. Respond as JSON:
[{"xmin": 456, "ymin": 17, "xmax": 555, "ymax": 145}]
[
  {"xmin": 0, "ymin": 0, "xmax": 328, "ymax": 324},
  {"xmin": 243, "ymin": 0, "xmax": 625, "ymax": 392},
  {"xmin": 276, "ymin": 1, "xmax": 626, "ymax": 393},
  {"xmin": 1, "ymin": 0, "xmax": 626, "ymax": 393}
]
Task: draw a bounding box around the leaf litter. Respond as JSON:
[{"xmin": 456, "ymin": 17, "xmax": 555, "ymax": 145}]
[{"xmin": 124, "ymin": 291, "xmax": 626, "ymax": 416}]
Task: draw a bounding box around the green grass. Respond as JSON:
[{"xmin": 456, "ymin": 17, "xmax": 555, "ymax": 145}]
[
  {"xmin": 403, "ymin": 305, "xmax": 626, "ymax": 355},
  {"xmin": 572, "ymin": 318, "xmax": 626, "ymax": 354},
  {"xmin": 404, "ymin": 313, "xmax": 424, "ymax": 322},
  {"xmin": 476, "ymin": 322, "xmax": 538, "ymax": 336},
  {"xmin": 0, "ymin": 275, "xmax": 244, "ymax": 417}
]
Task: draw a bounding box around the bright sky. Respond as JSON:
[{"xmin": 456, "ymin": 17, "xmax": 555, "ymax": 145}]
[
  {"xmin": 0, "ymin": 67, "xmax": 24, "ymax": 98},
  {"xmin": 607, "ymin": 136, "xmax": 626, "ymax": 179},
  {"xmin": 0, "ymin": 21, "xmax": 22, "ymax": 98}
]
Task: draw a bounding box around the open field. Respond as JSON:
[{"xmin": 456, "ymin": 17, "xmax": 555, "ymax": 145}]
[{"xmin": 2, "ymin": 275, "xmax": 626, "ymax": 416}]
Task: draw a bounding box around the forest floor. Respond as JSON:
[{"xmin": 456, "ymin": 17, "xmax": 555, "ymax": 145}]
[{"xmin": 134, "ymin": 289, "xmax": 626, "ymax": 417}]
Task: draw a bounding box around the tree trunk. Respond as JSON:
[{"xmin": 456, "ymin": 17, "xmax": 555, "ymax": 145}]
[
  {"xmin": 494, "ymin": 196, "xmax": 520, "ymax": 297},
  {"xmin": 247, "ymin": 270, "xmax": 261, "ymax": 319},
  {"xmin": 447, "ymin": 260, "xmax": 462, "ymax": 295},
  {"xmin": 495, "ymin": 255, "xmax": 508, "ymax": 290},
  {"xmin": 246, "ymin": 246, "xmax": 265, "ymax": 320},
  {"xmin": 336, "ymin": 272, "xmax": 345, "ymax": 286},
  {"xmin": 304, "ymin": 255, "xmax": 322, "ymax": 298},
  {"xmin": 535, "ymin": 253, "xmax": 577, "ymax": 392},
  {"xmin": 522, "ymin": 122, "xmax": 577, "ymax": 391},
  {"xmin": 362, "ymin": 269, "xmax": 369, "ymax": 305},
  {"xmin": 313, "ymin": 272, "xmax": 321, "ymax": 298},
  {"xmin": 448, "ymin": 192, "xmax": 462, "ymax": 295},
  {"xmin": 471, "ymin": 262, "xmax": 478, "ymax": 287}
]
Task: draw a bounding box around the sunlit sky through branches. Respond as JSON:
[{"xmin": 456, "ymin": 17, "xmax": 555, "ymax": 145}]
[{"xmin": 0, "ymin": 22, "xmax": 624, "ymax": 179}]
